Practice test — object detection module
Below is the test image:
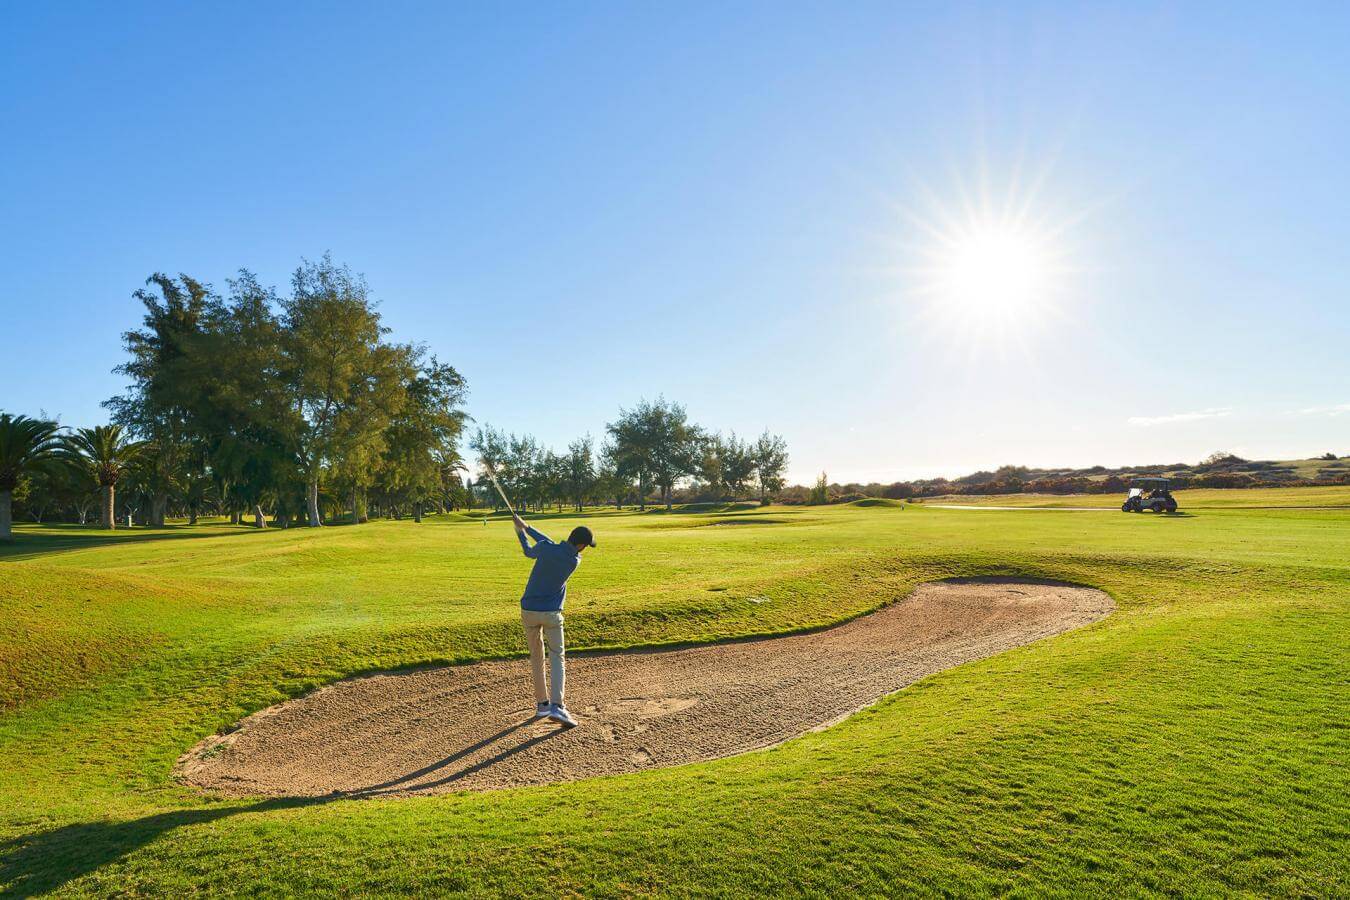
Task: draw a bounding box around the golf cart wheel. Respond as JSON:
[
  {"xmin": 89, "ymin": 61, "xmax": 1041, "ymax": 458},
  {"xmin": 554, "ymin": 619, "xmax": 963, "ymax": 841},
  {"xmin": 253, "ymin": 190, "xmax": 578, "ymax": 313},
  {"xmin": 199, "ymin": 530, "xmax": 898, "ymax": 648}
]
[
  {"xmin": 1121, "ymin": 502, "xmax": 1132, "ymax": 512},
  {"xmin": 1150, "ymin": 501, "xmax": 1165, "ymax": 513},
  {"xmin": 1165, "ymin": 499, "xmax": 1178, "ymax": 513}
]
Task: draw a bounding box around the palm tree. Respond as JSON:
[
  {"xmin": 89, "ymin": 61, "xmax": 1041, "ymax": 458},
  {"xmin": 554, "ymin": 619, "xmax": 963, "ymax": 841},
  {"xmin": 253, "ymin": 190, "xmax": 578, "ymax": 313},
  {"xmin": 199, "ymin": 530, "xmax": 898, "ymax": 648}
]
[
  {"xmin": 0, "ymin": 414, "xmax": 63, "ymax": 540},
  {"xmin": 62, "ymin": 425, "xmax": 146, "ymax": 530}
]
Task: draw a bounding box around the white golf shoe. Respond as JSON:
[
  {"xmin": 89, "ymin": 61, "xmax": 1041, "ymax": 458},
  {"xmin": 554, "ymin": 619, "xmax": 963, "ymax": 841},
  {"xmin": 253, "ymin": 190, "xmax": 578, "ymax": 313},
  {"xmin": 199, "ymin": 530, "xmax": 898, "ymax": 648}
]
[
  {"xmin": 534, "ymin": 701, "xmax": 551, "ymax": 719},
  {"xmin": 548, "ymin": 704, "xmax": 578, "ymax": 727}
]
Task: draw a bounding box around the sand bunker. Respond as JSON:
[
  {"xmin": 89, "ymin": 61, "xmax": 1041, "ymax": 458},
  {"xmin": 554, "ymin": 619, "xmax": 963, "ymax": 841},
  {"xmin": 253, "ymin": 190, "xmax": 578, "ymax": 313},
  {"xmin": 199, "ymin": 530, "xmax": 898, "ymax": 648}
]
[{"xmin": 178, "ymin": 579, "xmax": 1111, "ymax": 797}]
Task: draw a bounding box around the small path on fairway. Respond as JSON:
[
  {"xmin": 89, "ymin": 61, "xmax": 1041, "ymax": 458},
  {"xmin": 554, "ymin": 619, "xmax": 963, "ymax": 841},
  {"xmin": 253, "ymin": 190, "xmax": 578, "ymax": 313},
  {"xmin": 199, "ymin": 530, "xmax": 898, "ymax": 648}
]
[{"xmin": 178, "ymin": 579, "xmax": 1112, "ymax": 797}]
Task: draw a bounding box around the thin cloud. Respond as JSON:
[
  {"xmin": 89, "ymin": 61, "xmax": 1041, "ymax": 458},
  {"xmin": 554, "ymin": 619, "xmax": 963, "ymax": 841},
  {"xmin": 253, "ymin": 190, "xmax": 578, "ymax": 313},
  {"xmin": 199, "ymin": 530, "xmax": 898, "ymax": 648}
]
[
  {"xmin": 1127, "ymin": 407, "xmax": 1232, "ymax": 428},
  {"xmin": 1293, "ymin": 403, "xmax": 1350, "ymax": 416}
]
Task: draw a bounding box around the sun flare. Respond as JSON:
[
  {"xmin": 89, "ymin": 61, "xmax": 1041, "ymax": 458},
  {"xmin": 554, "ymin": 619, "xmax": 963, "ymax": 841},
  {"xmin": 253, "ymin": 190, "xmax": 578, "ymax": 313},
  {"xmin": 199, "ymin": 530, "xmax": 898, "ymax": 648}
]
[
  {"xmin": 900, "ymin": 205, "xmax": 1073, "ymax": 348},
  {"xmin": 937, "ymin": 226, "xmax": 1051, "ymax": 315},
  {"xmin": 888, "ymin": 169, "xmax": 1079, "ymax": 350}
]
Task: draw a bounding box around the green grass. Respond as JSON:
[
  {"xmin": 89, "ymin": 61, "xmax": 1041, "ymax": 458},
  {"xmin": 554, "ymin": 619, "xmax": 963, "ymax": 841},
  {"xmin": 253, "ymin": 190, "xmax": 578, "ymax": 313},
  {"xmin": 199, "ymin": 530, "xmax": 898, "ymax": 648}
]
[{"xmin": 2, "ymin": 490, "xmax": 1348, "ymax": 896}]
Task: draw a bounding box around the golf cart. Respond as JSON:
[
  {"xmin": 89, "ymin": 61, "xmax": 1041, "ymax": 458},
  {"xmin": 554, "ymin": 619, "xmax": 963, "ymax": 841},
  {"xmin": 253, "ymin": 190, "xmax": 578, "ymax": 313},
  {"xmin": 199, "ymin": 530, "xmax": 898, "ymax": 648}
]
[{"xmin": 1121, "ymin": 477, "xmax": 1178, "ymax": 514}]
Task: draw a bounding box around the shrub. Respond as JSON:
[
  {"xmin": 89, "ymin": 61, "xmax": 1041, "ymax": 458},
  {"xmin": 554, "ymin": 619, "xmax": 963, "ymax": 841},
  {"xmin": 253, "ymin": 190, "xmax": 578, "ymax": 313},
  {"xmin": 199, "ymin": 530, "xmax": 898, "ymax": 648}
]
[{"xmin": 808, "ymin": 473, "xmax": 829, "ymax": 505}]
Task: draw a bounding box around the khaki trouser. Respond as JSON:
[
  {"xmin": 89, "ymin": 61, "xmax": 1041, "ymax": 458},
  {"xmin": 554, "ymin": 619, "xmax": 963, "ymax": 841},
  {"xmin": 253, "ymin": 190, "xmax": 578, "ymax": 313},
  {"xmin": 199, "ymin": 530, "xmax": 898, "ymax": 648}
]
[{"xmin": 521, "ymin": 609, "xmax": 565, "ymax": 706}]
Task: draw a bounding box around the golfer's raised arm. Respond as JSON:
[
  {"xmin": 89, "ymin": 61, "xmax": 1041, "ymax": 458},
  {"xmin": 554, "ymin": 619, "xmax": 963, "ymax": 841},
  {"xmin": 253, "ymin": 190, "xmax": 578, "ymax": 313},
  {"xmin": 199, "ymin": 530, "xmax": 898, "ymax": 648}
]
[
  {"xmin": 514, "ymin": 518, "xmax": 552, "ymax": 558},
  {"xmin": 513, "ymin": 516, "xmax": 539, "ymax": 558}
]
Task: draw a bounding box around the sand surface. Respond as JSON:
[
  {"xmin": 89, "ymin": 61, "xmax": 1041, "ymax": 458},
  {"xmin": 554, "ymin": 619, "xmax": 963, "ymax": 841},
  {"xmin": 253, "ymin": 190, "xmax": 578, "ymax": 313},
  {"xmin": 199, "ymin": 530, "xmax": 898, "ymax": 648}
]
[{"xmin": 178, "ymin": 579, "xmax": 1112, "ymax": 797}]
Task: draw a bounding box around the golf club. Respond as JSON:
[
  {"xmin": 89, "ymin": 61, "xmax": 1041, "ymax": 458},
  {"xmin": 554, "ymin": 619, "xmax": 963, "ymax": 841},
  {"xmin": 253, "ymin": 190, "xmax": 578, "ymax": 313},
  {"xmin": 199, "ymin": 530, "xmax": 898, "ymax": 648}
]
[{"xmin": 482, "ymin": 460, "xmax": 518, "ymax": 519}]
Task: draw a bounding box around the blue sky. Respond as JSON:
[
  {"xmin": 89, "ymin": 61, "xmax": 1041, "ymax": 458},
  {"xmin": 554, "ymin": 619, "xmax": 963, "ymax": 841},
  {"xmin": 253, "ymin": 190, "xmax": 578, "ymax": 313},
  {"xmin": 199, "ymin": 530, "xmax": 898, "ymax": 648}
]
[{"xmin": 3, "ymin": 2, "xmax": 1347, "ymax": 483}]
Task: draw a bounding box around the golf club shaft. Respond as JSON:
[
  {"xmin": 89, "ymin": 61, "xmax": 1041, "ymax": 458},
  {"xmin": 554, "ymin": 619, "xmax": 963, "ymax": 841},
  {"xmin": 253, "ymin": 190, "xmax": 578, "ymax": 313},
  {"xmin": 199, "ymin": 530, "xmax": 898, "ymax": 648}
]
[{"xmin": 483, "ymin": 463, "xmax": 517, "ymax": 517}]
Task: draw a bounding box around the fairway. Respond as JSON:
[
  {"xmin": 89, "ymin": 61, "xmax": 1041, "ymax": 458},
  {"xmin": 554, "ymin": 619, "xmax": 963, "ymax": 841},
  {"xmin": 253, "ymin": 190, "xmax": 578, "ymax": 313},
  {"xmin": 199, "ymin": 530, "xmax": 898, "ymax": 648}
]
[
  {"xmin": 922, "ymin": 486, "xmax": 1350, "ymax": 509},
  {"xmin": 2, "ymin": 493, "xmax": 1347, "ymax": 895}
]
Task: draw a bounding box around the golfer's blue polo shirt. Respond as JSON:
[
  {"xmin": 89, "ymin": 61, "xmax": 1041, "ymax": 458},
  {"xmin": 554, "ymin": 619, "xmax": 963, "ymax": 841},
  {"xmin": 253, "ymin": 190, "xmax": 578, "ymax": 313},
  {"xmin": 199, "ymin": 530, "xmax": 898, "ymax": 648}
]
[{"xmin": 517, "ymin": 526, "xmax": 580, "ymax": 612}]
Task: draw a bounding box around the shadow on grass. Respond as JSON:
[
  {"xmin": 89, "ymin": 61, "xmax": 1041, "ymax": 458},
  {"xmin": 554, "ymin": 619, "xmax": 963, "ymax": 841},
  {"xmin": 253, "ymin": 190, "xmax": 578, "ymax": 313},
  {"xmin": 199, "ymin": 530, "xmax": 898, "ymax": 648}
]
[
  {"xmin": 466, "ymin": 503, "xmax": 766, "ymax": 519},
  {"xmin": 0, "ymin": 720, "xmax": 567, "ymax": 895},
  {"xmin": 0, "ymin": 797, "xmax": 326, "ymax": 897},
  {"xmin": 462, "ymin": 510, "xmax": 590, "ymax": 521},
  {"xmin": 460, "ymin": 508, "xmax": 644, "ymax": 522},
  {"xmin": 0, "ymin": 524, "xmax": 266, "ymax": 562},
  {"xmin": 641, "ymin": 502, "xmax": 763, "ymax": 515}
]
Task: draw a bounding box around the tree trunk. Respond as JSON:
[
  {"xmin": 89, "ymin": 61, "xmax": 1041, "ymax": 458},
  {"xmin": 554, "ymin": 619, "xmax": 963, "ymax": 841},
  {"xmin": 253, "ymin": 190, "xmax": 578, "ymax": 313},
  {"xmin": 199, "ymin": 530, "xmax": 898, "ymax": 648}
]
[
  {"xmin": 413, "ymin": 502, "xmax": 422, "ymax": 523},
  {"xmin": 189, "ymin": 505, "xmax": 198, "ymax": 526},
  {"xmin": 101, "ymin": 484, "xmax": 116, "ymax": 530},
  {"xmin": 0, "ymin": 490, "xmax": 11, "ymax": 541},
  {"xmin": 253, "ymin": 504, "xmax": 266, "ymax": 528},
  {"xmin": 152, "ymin": 492, "xmax": 167, "ymax": 527},
  {"xmin": 306, "ymin": 480, "xmax": 321, "ymax": 527},
  {"xmin": 350, "ymin": 488, "xmax": 359, "ymax": 525},
  {"xmin": 230, "ymin": 509, "xmax": 241, "ymax": 526}
]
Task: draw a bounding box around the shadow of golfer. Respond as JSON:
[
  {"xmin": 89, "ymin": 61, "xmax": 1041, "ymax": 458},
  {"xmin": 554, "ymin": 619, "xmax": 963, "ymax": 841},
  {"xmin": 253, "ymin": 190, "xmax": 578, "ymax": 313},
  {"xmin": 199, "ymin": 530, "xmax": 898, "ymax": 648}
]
[
  {"xmin": 351, "ymin": 719, "xmax": 533, "ymax": 794},
  {"xmin": 0, "ymin": 797, "xmax": 325, "ymax": 898},
  {"xmin": 353, "ymin": 717, "xmax": 565, "ymax": 796}
]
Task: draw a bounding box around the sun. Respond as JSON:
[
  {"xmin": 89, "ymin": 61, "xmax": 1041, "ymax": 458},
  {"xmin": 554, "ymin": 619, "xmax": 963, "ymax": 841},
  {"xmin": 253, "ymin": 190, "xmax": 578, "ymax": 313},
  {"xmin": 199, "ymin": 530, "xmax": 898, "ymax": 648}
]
[
  {"xmin": 899, "ymin": 209, "xmax": 1072, "ymax": 347},
  {"xmin": 937, "ymin": 226, "xmax": 1050, "ymax": 315},
  {"xmin": 885, "ymin": 170, "xmax": 1080, "ymax": 349}
]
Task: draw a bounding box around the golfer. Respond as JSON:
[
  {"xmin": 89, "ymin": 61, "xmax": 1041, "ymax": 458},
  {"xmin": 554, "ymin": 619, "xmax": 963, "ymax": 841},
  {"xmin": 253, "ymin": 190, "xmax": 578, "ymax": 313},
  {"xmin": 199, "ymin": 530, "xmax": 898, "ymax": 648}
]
[{"xmin": 513, "ymin": 513, "xmax": 595, "ymax": 727}]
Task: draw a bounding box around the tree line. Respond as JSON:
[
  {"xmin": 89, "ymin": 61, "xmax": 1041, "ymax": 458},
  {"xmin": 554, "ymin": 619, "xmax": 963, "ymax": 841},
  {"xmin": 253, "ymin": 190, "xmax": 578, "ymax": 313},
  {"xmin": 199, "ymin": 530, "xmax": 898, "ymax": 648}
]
[
  {"xmin": 1, "ymin": 258, "xmax": 469, "ymax": 539},
  {"xmin": 469, "ymin": 398, "xmax": 789, "ymax": 513},
  {"xmin": 1, "ymin": 263, "xmax": 792, "ymax": 540}
]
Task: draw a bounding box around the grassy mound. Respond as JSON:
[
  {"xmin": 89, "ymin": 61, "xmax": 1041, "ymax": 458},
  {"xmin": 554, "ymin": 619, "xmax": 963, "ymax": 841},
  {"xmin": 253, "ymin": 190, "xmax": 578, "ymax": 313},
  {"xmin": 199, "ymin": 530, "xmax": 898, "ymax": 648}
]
[
  {"xmin": 1, "ymin": 488, "xmax": 1347, "ymax": 895},
  {"xmin": 847, "ymin": 497, "xmax": 904, "ymax": 508}
]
